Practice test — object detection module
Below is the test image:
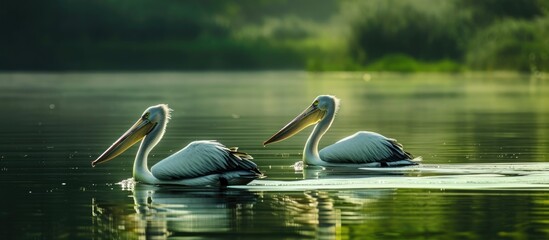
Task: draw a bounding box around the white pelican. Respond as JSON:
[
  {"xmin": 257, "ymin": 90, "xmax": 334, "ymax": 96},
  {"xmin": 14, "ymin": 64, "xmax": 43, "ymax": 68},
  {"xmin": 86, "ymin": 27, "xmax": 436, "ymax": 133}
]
[
  {"xmin": 264, "ymin": 95, "xmax": 419, "ymax": 167},
  {"xmin": 92, "ymin": 104, "xmax": 262, "ymax": 186}
]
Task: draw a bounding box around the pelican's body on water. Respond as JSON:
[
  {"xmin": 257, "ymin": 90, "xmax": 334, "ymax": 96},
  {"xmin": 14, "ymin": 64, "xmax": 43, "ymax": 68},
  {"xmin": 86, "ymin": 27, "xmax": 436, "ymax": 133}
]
[
  {"xmin": 92, "ymin": 104, "xmax": 262, "ymax": 186},
  {"xmin": 264, "ymin": 95, "xmax": 419, "ymax": 167}
]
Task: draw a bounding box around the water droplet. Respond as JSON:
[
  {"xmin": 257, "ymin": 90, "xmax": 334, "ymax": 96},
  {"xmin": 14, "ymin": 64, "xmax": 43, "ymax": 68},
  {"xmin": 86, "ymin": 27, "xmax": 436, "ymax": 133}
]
[
  {"xmin": 61, "ymin": 183, "xmax": 66, "ymax": 186},
  {"xmin": 49, "ymin": 104, "xmax": 55, "ymax": 110}
]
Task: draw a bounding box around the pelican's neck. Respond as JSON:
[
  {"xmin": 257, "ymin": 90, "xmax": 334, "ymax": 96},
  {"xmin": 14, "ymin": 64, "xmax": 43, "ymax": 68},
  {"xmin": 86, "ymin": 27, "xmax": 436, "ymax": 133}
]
[
  {"xmin": 304, "ymin": 105, "xmax": 336, "ymax": 165},
  {"xmin": 133, "ymin": 136, "xmax": 157, "ymax": 183},
  {"xmin": 133, "ymin": 119, "xmax": 166, "ymax": 184}
]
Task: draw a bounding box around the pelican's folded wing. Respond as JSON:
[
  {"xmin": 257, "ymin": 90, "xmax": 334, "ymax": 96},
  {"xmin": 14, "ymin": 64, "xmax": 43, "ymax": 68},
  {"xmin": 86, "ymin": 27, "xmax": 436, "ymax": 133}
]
[
  {"xmin": 150, "ymin": 140, "xmax": 260, "ymax": 180},
  {"xmin": 319, "ymin": 131, "xmax": 413, "ymax": 164}
]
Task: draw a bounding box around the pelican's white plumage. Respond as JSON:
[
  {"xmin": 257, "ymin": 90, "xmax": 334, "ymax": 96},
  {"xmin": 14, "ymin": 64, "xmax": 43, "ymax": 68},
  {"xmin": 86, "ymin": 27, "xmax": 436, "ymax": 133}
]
[
  {"xmin": 92, "ymin": 104, "xmax": 262, "ymax": 186},
  {"xmin": 264, "ymin": 95, "xmax": 419, "ymax": 167}
]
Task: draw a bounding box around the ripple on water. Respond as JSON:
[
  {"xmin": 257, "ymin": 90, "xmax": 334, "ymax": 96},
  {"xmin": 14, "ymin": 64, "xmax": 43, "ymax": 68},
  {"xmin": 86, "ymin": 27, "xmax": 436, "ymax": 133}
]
[{"xmin": 233, "ymin": 162, "xmax": 549, "ymax": 191}]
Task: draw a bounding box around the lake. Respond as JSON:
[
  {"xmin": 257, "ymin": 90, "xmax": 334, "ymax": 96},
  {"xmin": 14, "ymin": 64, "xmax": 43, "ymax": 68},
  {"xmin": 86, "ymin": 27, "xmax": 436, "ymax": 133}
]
[{"xmin": 0, "ymin": 71, "xmax": 548, "ymax": 239}]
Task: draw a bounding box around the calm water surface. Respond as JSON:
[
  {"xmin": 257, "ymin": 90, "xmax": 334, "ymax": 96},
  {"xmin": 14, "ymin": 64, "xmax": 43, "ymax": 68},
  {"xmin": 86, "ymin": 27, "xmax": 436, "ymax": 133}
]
[{"xmin": 0, "ymin": 72, "xmax": 548, "ymax": 239}]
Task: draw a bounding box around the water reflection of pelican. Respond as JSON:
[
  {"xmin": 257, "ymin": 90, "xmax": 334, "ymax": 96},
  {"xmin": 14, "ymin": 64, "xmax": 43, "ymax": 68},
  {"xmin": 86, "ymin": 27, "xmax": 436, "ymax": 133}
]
[
  {"xmin": 92, "ymin": 104, "xmax": 262, "ymax": 186},
  {"xmin": 264, "ymin": 95, "xmax": 420, "ymax": 167},
  {"xmin": 269, "ymin": 190, "xmax": 390, "ymax": 240},
  {"xmin": 92, "ymin": 183, "xmax": 259, "ymax": 239},
  {"xmin": 92, "ymin": 183, "xmax": 393, "ymax": 239}
]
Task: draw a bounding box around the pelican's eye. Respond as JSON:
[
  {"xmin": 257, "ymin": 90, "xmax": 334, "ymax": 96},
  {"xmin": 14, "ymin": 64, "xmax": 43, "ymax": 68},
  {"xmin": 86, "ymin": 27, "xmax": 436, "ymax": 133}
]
[
  {"xmin": 312, "ymin": 100, "xmax": 319, "ymax": 107},
  {"xmin": 142, "ymin": 112, "xmax": 150, "ymax": 120}
]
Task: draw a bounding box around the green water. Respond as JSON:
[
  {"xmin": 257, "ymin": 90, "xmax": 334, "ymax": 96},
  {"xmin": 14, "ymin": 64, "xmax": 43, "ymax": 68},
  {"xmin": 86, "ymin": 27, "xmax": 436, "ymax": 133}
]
[{"xmin": 0, "ymin": 72, "xmax": 548, "ymax": 239}]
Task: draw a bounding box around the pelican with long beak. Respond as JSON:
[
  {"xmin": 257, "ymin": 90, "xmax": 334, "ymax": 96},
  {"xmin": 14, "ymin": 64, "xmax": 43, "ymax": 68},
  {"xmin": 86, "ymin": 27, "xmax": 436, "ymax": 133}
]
[
  {"xmin": 264, "ymin": 95, "xmax": 420, "ymax": 167},
  {"xmin": 92, "ymin": 104, "xmax": 262, "ymax": 186}
]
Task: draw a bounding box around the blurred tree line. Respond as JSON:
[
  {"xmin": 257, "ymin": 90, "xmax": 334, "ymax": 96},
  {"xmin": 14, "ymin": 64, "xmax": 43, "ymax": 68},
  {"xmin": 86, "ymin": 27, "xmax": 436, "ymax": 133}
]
[
  {"xmin": 344, "ymin": 0, "xmax": 549, "ymax": 72},
  {"xmin": 1, "ymin": 0, "xmax": 547, "ymax": 72}
]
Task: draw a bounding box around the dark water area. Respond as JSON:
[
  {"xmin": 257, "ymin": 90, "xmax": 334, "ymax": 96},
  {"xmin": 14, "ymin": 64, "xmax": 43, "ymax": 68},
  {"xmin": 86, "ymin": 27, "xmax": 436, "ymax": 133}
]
[{"xmin": 0, "ymin": 72, "xmax": 548, "ymax": 239}]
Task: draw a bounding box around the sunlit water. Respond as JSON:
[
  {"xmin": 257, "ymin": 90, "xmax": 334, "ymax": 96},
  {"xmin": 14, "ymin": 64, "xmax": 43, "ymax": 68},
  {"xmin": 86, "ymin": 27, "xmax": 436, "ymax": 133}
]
[{"xmin": 1, "ymin": 72, "xmax": 548, "ymax": 239}]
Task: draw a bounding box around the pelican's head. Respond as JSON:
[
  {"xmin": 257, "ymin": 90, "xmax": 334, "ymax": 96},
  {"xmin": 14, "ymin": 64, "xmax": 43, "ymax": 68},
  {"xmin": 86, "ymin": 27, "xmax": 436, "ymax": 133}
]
[
  {"xmin": 92, "ymin": 104, "xmax": 171, "ymax": 167},
  {"xmin": 264, "ymin": 95, "xmax": 339, "ymax": 146}
]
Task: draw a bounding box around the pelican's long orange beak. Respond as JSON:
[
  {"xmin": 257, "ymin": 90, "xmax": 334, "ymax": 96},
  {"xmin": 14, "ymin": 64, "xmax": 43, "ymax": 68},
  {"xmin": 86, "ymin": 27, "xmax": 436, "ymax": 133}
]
[
  {"xmin": 92, "ymin": 117, "xmax": 155, "ymax": 167},
  {"xmin": 263, "ymin": 104, "xmax": 325, "ymax": 146}
]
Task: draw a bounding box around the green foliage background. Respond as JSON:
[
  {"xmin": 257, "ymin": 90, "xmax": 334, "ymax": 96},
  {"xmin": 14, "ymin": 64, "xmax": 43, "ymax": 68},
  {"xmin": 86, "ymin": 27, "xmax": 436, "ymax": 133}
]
[{"xmin": 1, "ymin": 0, "xmax": 548, "ymax": 72}]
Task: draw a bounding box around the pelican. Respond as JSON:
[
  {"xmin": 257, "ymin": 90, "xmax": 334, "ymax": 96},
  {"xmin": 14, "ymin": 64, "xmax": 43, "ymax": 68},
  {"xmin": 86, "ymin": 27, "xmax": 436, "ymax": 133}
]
[
  {"xmin": 264, "ymin": 95, "xmax": 419, "ymax": 167},
  {"xmin": 92, "ymin": 104, "xmax": 262, "ymax": 186}
]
